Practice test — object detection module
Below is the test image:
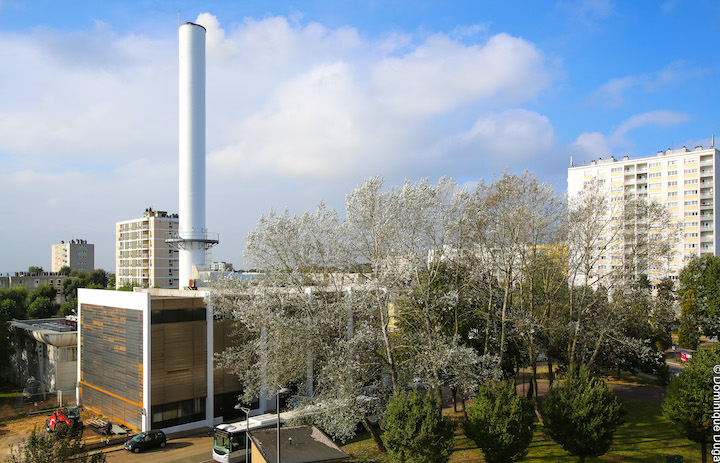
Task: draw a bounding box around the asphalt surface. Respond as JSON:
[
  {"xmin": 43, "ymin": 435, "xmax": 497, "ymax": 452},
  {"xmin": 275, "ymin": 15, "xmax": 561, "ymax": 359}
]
[{"xmin": 101, "ymin": 433, "xmax": 213, "ymax": 463}]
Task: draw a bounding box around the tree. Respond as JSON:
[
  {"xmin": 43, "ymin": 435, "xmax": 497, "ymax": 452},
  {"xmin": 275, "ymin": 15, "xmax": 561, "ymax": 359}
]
[
  {"xmin": 677, "ymin": 290, "xmax": 700, "ymax": 350},
  {"xmin": 27, "ymin": 296, "xmax": 59, "ymax": 319},
  {"xmin": 27, "ymin": 266, "xmax": 43, "ymax": 274},
  {"xmin": 564, "ymin": 182, "xmax": 679, "ymax": 370},
  {"xmin": 464, "ymin": 381, "xmax": 535, "ymax": 463},
  {"xmin": 213, "ymin": 178, "xmax": 495, "ymax": 447},
  {"xmin": 58, "ymin": 266, "xmax": 72, "ymax": 276},
  {"xmin": 5, "ymin": 427, "xmax": 106, "ymax": 463},
  {"xmin": 678, "ymin": 255, "xmax": 720, "ymax": 339},
  {"xmin": 662, "ymin": 344, "xmax": 720, "ymax": 463},
  {"xmin": 541, "ymin": 367, "xmax": 624, "ymax": 463},
  {"xmin": 27, "ymin": 285, "xmax": 58, "ymax": 307},
  {"xmin": 380, "ymin": 390, "xmax": 455, "ymax": 463}
]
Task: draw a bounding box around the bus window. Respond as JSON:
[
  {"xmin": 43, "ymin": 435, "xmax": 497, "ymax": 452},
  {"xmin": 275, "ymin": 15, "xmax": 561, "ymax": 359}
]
[{"xmin": 231, "ymin": 433, "xmax": 246, "ymax": 451}]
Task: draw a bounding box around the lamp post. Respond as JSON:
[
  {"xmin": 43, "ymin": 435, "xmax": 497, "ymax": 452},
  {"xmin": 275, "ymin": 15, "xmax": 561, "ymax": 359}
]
[
  {"xmin": 276, "ymin": 387, "xmax": 290, "ymax": 463},
  {"xmin": 234, "ymin": 404, "xmax": 251, "ymax": 462},
  {"xmin": 240, "ymin": 407, "xmax": 250, "ymax": 463}
]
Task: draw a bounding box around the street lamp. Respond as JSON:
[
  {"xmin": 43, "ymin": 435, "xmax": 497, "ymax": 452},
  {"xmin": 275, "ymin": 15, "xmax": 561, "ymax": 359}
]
[
  {"xmin": 239, "ymin": 407, "xmax": 250, "ymax": 463},
  {"xmin": 276, "ymin": 387, "xmax": 290, "ymax": 463}
]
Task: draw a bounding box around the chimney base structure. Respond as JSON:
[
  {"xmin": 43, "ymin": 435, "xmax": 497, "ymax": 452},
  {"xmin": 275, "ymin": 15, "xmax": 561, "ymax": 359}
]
[{"xmin": 167, "ymin": 22, "xmax": 218, "ymax": 288}]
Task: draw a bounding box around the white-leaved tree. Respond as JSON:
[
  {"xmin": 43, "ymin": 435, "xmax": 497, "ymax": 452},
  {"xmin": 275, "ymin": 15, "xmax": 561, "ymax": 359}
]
[{"xmin": 212, "ymin": 178, "xmax": 497, "ymax": 448}]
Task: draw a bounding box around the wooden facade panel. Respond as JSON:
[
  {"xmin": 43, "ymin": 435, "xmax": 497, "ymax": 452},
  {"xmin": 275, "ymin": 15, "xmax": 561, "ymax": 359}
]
[
  {"xmin": 212, "ymin": 320, "xmax": 243, "ymax": 395},
  {"xmin": 80, "ymin": 304, "xmax": 143, "ymax": 407},
  {"xmin": 150, "ymin": 320, "xmax": 207, "ymax": 406},
  {"xmin": 80, "ymin": 382, "xmax": 142, "ymax": 432}
]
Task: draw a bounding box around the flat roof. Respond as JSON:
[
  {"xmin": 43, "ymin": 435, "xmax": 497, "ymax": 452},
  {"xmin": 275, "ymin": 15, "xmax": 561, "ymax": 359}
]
[{"xmin": 10, "ymin": 317, "xmax": 77, "ymax": 333}]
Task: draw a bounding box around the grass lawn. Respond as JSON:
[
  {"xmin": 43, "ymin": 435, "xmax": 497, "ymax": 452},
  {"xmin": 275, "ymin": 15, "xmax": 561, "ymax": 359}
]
[{"xmin": 342, "ymin": 399, "xmax": 701, "ymax": 462}]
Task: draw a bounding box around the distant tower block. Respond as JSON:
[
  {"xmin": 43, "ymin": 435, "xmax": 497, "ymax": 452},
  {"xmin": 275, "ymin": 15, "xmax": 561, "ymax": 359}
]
[{"xmin": 167, "ymin": 22, "xmax": 218, "ymax": 288}]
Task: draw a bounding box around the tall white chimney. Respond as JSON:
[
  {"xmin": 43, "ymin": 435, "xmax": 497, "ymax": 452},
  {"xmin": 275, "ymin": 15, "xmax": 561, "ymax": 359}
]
[{"xmin": 172, "ymin": 22, "xmax": 217, "ymax": 288}]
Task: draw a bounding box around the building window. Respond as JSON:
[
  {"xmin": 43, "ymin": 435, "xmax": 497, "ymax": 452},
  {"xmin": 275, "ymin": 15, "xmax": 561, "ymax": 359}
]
[
  {"xmin": 649, "ymin": 162, "xmax": 662, "ymax": 168},
  {"xmin": 668, "ymin": 181, "xmax": 678, "ymax": 186},
  {"xmin": 685, "ymin": 179, "xmax": 699, "ymax": 185},
  {"xmin": 649, "ymin": 172, "xmax": 662, "ymax": 178},
  {"xmin": 685, "ymin": 189, "xmax": 699, "ymax": 195},
  {"xmin": 669, "ymin": 160, "xmax": 677, "ymax": 166},
  {"xmin": 685, "ymin": 168, "xmax": 698, "ymax": 174},
  {"xmin": 668, "ymin": 191, "xmax": 678, "ymax": 197},
  {"xmin": 151, "ymin": 398, "xmax": 206, "ymax": 429}
]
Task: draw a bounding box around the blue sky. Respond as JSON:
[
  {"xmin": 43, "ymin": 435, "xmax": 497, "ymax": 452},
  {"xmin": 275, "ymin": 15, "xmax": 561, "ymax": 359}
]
[{"xmin": 1, "ymin": 0, "xmax": 719, "ymax": 274}]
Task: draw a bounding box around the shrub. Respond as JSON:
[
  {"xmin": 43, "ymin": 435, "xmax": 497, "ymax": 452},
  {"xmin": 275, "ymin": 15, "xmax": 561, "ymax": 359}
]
[
  {"xmin": 541, "ymin": 367, "xmax": 624, "ymax": 463},
  {"xmin": 381, "ymin": 390, "xmax": 455, "ymax": 463},
  {"xmin": 465, "ymin": 380, "xmax": 535, "ymax": 463}
]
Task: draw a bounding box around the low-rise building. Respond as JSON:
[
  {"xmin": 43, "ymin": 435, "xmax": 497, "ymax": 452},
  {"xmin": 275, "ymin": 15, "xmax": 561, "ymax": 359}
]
[
  {"xmin": 2, "ymin": 317, "xmax": 78, "ymax": 397},
  {"xmin": 0, "ymin": 271, "xmax": 68, "ymax": 303}
]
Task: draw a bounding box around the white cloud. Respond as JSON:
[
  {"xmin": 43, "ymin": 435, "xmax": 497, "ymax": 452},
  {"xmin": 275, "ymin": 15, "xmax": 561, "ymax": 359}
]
[
  {"xmin": 458, "ymin": 109, "xmax": 556, "ymax": 162},
  {"xmin": 571, "ymin": 110, "xmax": 690, "ymax": 159},
  {"xmin": 612, "ymin": 110, "xmax": 690, "ymax": 141},
  {"xmin": 588, "ymin": 61, "xmax": 707, "ymax": 108},
  {"xmin": 372, "ymin": 33, "xmax": 550, "ymax": 115},
  {"xmin": 0, "ymin": 13, "xmax": 559, "ymax": 272},
  {"xmin": 571, "ymin": 132, "xmax": 612, "ymax": 159}
]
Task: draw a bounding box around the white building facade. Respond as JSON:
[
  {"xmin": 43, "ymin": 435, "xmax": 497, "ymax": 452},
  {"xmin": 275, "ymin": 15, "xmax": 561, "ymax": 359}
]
[
  {"xmin": 116, "ymin": 208, "xmax": 179, "ymax": 289},
  {"xmin": 568, "ymin": 145, "xmax": 718, "ymax": 283}
]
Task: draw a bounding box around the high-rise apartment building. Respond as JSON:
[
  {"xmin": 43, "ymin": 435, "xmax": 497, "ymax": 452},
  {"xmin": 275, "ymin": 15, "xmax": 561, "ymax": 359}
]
[
  {"xmin": 51, "ymin": 239, "xmax": 94, "ymax": 272},
  {"xmin": 116, "ymin": 208, "xmax": 179, "ymax": 289},
  {"xmin": 568, "ymin": 145, "xmax": 718, "ymax": 283}
]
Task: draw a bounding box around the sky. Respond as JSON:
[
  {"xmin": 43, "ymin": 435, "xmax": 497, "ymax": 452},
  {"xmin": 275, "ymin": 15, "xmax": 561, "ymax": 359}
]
[{"xmin": 1, "ymin": 0, "xmax": 720, "ymax": 274}]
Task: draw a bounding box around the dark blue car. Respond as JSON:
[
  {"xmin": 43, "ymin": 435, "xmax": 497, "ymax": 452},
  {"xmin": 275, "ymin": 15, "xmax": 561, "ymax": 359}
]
[{"xmin": 124, "ymin": 430, "xmax": 167, "ymax": 453}]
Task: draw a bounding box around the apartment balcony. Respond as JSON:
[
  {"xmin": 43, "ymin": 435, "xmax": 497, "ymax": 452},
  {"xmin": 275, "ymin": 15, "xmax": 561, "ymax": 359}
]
[
  {"xmin": 701, "ymin": 235, "xmax": 714, "ymax": 242},
  {"xmin": 701, "ymin": 169, "xmax": 714, "ymax": 177},
  {"xmin": 701, "ymin": 160, "xmax": 714, "ymax": 166},
  {"xmin": 701, "ymin": 181, "xmax": 714, "ymax": 187}
]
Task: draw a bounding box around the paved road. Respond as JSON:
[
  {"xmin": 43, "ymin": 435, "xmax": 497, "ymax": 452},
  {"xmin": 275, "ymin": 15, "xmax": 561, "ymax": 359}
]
[{"xmin": 104, "ymin": 434, "xmax": 214, "ymax": 463}]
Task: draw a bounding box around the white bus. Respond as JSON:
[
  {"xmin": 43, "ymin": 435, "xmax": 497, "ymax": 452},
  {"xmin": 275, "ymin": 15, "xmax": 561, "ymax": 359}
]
[{"xmin": 212, "ymin": 409, "xmax": 310, "ymax": 463}]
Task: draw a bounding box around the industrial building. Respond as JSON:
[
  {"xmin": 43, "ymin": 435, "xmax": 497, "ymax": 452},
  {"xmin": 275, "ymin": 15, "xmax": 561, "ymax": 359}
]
[
  {"xmin": 115, "ymin": 208, "xmax": 180, "ymax": 289},
  {"xmin": 77, "ymin": 288, "xmax": 244, "ymax": 433},
  {"xmin": 567, "ymin": 144, "xmax": 719, "ymax": 283},
  {"xmin": 3, "ymin": 317, "xmax": 77, "ymax": 398},
  {"xmin": 51, "ymin": 239, "xmax": 94, "ymax": 273}
]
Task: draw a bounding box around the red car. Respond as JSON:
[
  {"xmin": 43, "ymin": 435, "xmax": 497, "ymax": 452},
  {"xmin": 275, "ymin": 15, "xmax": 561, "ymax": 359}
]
[{"xmin": 46, "ymin": 406, "xmax": 84, "ymax": 432}]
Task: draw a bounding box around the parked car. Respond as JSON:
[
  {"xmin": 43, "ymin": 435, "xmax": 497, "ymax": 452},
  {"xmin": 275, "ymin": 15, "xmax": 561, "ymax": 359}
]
[
  {"xmin": 46, "ymin": 406, "xmax": 83, "ymax": 433},
  {"xmin": 124, "ymin": 430, "xmax": 167, "ymax": 453}
]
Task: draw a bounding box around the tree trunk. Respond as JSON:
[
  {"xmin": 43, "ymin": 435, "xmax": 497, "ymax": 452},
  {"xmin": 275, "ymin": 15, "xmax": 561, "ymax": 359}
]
[
  {"xmin": 702, "ymin": 440, "xmax": 707, "ymax": 463},
  {"xmin": 498, "ymin": 275, "xmax": 511, "ymax": 369},
  {"xmin": 548, "ymin": 359, "xmax": 554, "ymax": 387},
  {"xmin": 451, "ymin": 387, "xmax": 458, "ymax": 413},
  {"xmin": 362, "ymin": 418, "xmax": 386, "ymax": 453},
  {"xmin": 458, "ymin": 387, "xmax": 468, "ymax": 421}
]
